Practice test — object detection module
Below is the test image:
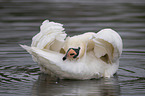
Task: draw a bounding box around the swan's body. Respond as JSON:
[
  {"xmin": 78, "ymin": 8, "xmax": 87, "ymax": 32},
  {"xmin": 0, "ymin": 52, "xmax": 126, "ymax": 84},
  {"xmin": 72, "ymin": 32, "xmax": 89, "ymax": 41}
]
[{"xmin": 21, "ymin": 20, "xmax": 123, "ymax": 80}]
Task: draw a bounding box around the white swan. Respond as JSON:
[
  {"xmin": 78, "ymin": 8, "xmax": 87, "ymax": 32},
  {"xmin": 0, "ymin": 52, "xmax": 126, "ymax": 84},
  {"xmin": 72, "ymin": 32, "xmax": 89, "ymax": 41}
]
[{"xmin": 20, "ymin": 20, "xmax": 123, "ymax": 80}]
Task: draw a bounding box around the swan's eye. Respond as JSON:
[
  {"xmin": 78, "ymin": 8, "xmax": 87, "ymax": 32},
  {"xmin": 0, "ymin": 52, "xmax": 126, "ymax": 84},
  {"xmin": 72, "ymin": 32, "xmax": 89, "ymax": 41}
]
[{"xmin": 70, "ymin": 53, "xmax": 75, "ymax": 55}]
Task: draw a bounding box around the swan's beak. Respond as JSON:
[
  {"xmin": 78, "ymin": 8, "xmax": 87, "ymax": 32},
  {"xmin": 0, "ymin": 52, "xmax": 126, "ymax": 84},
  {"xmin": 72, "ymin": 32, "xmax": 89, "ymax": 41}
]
[{"xmin": 62, "ymin": 47, "xmax": 80, "ymax": 61}]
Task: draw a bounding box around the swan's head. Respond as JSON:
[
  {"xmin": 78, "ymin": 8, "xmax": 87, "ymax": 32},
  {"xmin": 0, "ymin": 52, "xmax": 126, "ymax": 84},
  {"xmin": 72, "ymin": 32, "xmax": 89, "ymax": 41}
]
[{"xmin": 63, "ymin": 47, "xmax": 80, "ymax": 61}]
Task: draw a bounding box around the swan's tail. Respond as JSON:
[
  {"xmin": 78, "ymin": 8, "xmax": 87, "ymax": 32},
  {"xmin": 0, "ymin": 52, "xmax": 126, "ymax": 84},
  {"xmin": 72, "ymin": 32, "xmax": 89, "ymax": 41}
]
[{"xmin": 20, "ymin": 44, "xmax": 32, "ymax": 54}]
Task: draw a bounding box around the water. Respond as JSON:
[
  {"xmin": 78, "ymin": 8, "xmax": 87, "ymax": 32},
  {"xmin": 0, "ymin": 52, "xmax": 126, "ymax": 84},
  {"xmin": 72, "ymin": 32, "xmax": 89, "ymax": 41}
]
[{"xmin": 0, "ymin": 0, "xmax": 145, "ymax": 96}]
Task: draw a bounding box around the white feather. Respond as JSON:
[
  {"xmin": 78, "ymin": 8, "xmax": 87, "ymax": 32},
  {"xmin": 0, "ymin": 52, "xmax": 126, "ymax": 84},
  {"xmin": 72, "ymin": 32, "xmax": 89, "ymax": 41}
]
[
  {"xmin": 93, "ymin": 29, "xmax": 123, "ymax": 62},
  {"xmin": 31, "ymin": 20, "xmax": 66, "ymax": 50}
]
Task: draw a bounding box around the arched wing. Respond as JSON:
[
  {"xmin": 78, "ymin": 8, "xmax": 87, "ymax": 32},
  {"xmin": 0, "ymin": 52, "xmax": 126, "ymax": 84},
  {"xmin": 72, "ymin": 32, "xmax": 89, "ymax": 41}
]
[
  {"xmin": 31, "ymin": 20, "xmax": 67, "ymax": 52},
  {"xmin": 92, "ymin": 29, "xmax": 123, "ymax": 63}
]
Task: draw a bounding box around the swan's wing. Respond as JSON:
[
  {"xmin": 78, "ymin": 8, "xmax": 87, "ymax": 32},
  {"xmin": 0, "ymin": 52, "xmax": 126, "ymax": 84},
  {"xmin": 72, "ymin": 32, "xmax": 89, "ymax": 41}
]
[
  {"xmin": 20, "ymin": 20, "xmax": 67, "ymax": 74},
  {"xmin": 92, "ymin": 29, "xmax": 123, "ymax": 63},
  {"xmin": 31, "ymin": 20, "xmax": 67, "ymax": 52}
]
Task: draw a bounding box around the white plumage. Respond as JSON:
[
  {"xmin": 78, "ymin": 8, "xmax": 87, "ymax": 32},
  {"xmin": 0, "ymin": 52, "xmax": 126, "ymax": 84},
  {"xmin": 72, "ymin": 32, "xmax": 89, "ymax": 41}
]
[{"xmin": 20, "ymin": 20, "xmax": 123, "ymax": 80}]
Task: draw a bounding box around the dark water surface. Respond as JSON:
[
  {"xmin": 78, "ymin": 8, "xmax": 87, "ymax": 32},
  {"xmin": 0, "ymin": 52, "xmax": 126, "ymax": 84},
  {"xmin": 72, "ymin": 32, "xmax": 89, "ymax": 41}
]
[{"xmin": 0, "ymin": 0, "xmax": 145, "ymax": 96}]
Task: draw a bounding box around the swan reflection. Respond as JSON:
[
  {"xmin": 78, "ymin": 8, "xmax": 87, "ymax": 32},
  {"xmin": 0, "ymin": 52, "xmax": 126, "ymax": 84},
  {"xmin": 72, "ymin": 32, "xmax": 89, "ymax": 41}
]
[{"xmin": 31, "ymin": 74, "xmax": 120, "ymax": 96}]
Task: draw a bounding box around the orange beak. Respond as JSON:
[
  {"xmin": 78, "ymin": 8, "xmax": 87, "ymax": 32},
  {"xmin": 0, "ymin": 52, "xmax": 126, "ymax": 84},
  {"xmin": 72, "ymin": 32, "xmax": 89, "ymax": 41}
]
[{"xmin": 62, "ymin": 47, "xmax": 80, "ymax": 61}]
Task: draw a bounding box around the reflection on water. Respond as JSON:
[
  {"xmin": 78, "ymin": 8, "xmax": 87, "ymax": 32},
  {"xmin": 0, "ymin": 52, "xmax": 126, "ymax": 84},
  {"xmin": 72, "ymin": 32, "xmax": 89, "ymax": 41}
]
[
  {"xmin": 0, "ymin": 0, "xmax": 145, "ymax": 96},
  {"xmin": 32, "ymin": 74, "xmax": 120, "ymax": 96}
]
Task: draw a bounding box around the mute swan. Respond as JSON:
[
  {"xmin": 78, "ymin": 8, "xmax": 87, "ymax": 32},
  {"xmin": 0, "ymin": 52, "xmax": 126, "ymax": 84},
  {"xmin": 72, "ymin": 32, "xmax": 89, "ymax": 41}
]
[{"xmin": 20, "ymin": 20, "xmax": 123, "ymax": 80}]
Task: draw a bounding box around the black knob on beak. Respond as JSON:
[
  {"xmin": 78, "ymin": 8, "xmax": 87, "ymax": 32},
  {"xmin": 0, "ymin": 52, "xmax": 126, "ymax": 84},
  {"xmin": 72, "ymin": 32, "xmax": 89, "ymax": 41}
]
[{"xmin": 62, "ymin": 56, "xmax": 67, "ymax": 61}]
